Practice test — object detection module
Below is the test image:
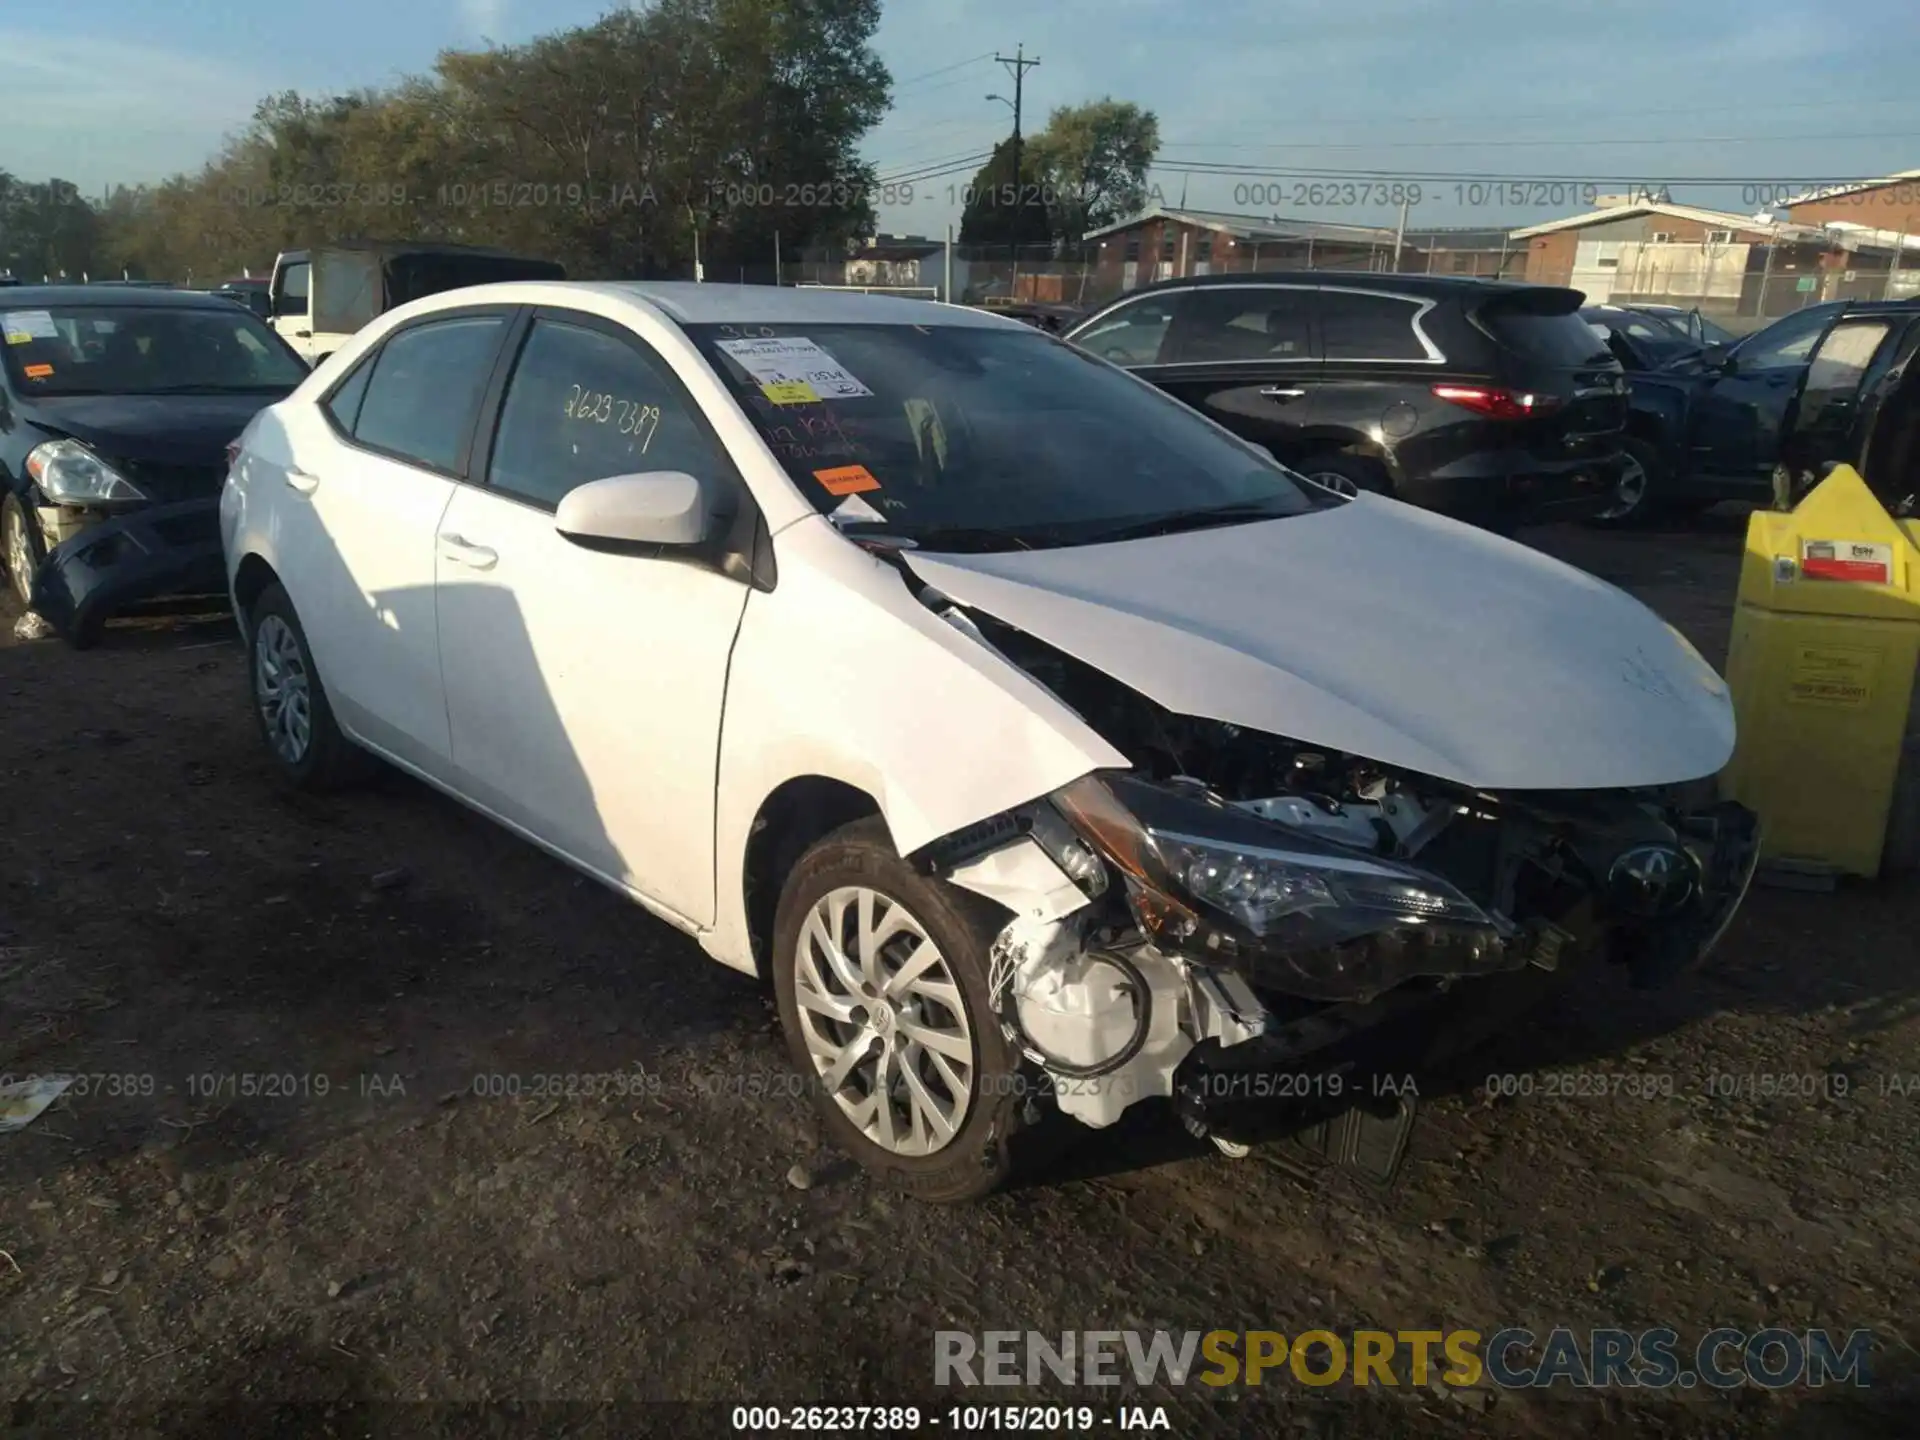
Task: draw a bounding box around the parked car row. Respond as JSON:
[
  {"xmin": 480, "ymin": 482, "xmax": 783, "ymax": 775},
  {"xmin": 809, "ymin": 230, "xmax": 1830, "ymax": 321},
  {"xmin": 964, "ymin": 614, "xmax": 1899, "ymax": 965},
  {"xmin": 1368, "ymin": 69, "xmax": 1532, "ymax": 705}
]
[{"xmin": 1062, "ymin": 272, "xmax": 1917, "ymax": 531}]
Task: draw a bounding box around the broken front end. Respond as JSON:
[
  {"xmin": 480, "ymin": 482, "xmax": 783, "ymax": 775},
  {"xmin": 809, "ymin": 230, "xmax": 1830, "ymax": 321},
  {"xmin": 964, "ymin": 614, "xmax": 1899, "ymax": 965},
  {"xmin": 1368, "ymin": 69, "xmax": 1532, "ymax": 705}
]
[{"xmin": 918, "ymin": 623, "xmax": 1759, "ymax": 1177}]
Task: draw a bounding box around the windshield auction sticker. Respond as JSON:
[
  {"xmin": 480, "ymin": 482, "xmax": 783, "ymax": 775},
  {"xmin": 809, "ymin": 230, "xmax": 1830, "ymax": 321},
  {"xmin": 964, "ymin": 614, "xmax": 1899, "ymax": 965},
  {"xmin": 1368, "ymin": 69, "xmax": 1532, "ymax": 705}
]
[
  {"xmin": 814, "ymin": 464, "xmax": 881, "ymax": 496},
  {"xmin": 1800, "ymin": 539, "xmax": 1894, "ymax": 584},
  {"xmin": 2, "ymin": 310, "xmax": 59, "ymax": 344},
  {"xmin": 717, "ymin": 336, "xmax": 875, "ymax": 401}
]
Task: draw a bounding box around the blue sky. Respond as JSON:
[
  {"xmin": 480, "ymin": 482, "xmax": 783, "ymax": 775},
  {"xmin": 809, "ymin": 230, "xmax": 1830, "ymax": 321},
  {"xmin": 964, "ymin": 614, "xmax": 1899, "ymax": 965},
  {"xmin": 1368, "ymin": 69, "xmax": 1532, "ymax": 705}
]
[{"xmin": 5, "ymin": 0, "xmax": 1919, "ymax": 231}]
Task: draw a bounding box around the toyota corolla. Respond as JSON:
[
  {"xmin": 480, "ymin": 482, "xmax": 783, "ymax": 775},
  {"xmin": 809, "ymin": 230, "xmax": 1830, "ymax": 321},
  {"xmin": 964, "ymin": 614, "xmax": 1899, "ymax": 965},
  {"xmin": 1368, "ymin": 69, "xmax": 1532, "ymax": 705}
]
[{"xmin": 221, "ymin": 282, "xmax": 1758, "ymax": 1202}]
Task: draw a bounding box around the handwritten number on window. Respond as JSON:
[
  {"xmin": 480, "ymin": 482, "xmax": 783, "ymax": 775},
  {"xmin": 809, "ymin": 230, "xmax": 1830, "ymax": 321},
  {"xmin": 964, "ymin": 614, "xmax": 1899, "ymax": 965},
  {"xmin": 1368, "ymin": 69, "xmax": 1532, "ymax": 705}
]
[{"xmin": 563, "ymin": 384, "xmax": 661, "ymax": 453}]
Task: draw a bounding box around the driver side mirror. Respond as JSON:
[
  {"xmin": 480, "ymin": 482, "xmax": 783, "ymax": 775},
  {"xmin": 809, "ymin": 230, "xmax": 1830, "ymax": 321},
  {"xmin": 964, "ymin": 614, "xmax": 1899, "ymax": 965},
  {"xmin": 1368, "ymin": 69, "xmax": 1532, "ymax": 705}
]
[
  {"xmin": 1700, "ymin": 342, "xmax": 1735, "ymax": 374},
  {"xmin": 555, "ymin": 471, "xmax": 712, "ymax": 549}
]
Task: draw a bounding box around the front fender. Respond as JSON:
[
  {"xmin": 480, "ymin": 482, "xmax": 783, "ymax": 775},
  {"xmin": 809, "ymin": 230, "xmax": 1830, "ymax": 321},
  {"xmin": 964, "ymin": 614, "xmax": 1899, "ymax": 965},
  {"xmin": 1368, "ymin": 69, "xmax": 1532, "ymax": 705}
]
[{"xmin": 700, "ymin": 517, "xmax": 1128, "ymax": 972}]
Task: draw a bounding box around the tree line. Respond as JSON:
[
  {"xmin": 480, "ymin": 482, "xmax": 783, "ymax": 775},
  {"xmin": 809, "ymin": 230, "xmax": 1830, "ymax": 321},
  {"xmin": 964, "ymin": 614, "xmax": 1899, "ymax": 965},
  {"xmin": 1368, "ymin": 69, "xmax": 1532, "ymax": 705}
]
[{"xmin": 0, "ymin": 0, "xmax": 1158, "ymax": 285}]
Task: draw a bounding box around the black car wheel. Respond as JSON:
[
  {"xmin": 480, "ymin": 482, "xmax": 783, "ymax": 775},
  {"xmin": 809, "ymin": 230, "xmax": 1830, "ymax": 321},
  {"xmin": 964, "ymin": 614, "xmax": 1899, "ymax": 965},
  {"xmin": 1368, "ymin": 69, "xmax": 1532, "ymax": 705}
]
[
  {"xmin": 246, "ymin": 582, "xmax": 375, "ymax": 790},
  {"xmin": 1298, "ymin": 452, "xmax": 1392, "ymax": 498},
  {"xmin": 2, "ymin": 494, "xmax": 45, "ymax": 611},
  {"xmin": 1591, "ymin": 438, "xmax": 1666, "ymax": 528}
]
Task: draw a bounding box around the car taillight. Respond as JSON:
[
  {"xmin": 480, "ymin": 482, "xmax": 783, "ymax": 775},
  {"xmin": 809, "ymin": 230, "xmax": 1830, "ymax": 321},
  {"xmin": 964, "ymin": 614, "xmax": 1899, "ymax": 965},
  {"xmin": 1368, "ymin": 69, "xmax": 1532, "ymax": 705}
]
[
  {"xmin": 1431, "ymin": 384, "xmax": 1564, "ymax": 420},
  {"xmin": 225, "ymin": 441, "xmax": 241, "ymax": 471}
]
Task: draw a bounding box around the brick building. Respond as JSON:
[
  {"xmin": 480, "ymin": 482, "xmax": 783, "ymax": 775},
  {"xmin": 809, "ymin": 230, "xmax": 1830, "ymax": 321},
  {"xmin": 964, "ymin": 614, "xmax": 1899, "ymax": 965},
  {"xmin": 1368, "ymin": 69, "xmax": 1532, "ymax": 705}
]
[{"xmin": 1784, "ymin": 169, "xmax": 1920, "ymax": 241}]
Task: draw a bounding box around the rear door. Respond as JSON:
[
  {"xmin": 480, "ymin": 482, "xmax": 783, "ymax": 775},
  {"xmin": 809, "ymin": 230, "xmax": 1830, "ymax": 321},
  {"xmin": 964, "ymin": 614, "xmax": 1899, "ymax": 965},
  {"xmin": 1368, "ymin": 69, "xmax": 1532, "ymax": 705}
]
[
  {"xmin": 1683, "ymin": 304, "xmax": 1841, "ymax": 485},
  {"xmin": 1152, "ymin": 284, "xmax": 1321, "ymax": 462},
  {"xmin": 1475, "ymin": 288, "xmax": 1628, "ymax": 464},
  {"xmin": 271, "ymin": 307, "xmax": 513, "ymax": 773},
  {"xmin": 1313, "ymin": 287, "xmax": 1454, "ymax": 461}
]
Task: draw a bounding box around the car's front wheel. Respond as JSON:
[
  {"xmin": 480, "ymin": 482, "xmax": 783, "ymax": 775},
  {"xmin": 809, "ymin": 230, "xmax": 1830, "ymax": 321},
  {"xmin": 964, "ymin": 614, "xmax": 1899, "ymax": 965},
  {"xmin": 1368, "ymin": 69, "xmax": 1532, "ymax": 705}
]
[
  {"xmin": 246, "ymin": 582, "xmax": 374, "ymax": 790},
  {"xmin": 771, "ymin": 818, "xmax": 1021, "ymax": 1203},
  {"xmin": 2, "ymin": 494, "xmax": 45, "ymax": 611}
]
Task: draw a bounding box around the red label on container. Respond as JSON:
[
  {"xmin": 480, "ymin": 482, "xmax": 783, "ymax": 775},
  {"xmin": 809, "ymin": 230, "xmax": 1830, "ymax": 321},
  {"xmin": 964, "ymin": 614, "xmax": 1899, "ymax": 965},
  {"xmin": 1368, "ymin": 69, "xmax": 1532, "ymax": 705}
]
[{"xmin": 1801, "ymin": 540, "xmax": 1892, "ymax": 584}]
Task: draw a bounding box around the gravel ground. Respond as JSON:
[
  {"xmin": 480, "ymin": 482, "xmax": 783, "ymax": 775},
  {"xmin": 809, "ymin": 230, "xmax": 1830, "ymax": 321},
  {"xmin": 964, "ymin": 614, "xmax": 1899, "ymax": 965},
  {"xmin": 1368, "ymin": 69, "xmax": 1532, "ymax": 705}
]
[{"xmin": 1, "ymin": 514, "xmax": 1916, "ymax": 1439}]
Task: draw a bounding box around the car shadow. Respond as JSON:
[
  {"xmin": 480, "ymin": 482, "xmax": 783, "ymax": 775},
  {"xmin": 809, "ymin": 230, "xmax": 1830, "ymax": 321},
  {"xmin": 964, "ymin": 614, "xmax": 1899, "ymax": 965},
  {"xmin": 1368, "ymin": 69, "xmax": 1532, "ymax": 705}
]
[{"xmin": 0, "ymin": 487, "xmax": 755, "ymax": 1191}]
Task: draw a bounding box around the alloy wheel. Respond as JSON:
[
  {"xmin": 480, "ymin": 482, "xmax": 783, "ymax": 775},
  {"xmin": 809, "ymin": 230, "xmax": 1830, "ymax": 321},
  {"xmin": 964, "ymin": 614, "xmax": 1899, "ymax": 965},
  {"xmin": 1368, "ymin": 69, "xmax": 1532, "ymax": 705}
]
[
  {"xmin": 4, "ymin": 506, "xmax": 33, "ymax": 607},
  {"xmin": 792, "ymin": 885, "xmax": 976, "ymax": 1157},
  {"xmin": 253, "ymin": 614, "xmax": 313, "ymax": 764},
  {"xmin": 1599, "ymin": 455, "xmax": 1649, "ymax": 520}
]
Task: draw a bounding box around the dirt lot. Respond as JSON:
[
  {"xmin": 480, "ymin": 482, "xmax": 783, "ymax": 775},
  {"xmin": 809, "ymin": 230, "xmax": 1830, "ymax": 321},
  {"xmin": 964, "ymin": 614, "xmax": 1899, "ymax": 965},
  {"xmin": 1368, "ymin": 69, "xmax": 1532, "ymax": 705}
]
[{"xmin": 2, "ymin": 513, "xmax": 1916, "ymax": 1439}]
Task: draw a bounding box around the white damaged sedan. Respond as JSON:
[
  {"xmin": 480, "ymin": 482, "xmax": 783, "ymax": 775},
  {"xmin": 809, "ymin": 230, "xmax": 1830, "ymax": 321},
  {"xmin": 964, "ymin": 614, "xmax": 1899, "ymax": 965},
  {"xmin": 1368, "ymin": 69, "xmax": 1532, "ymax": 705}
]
[{"xmin": 222, "ymin": 282, "xmax": 1758, "ymax": 1201}]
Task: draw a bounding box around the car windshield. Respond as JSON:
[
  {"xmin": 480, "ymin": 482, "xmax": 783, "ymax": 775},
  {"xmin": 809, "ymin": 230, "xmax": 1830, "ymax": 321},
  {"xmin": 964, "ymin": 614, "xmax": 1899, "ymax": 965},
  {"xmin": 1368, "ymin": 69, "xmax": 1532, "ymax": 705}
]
[
  {"xmin": 0, "ymin": 302, "xmax": 308, "ymax": 396},
  {"xmin": 686, "ymin": 321, "xmax": 1330, "ymax": 550}
]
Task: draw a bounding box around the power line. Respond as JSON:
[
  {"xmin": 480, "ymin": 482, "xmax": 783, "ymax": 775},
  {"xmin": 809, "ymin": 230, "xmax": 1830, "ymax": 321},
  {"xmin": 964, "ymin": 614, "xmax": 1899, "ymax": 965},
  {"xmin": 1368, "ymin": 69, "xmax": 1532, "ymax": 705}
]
[
  {"xmin": 891, "ymin": 53, "xmax": 994, "ymax": 89},
  {"xmin": 1142, "ymin": 159, "xmax": 1913, "ymax": 185},
  {"xmin": 1156, "ymin": 130, "xmax": 1920, "ymax": 153}
]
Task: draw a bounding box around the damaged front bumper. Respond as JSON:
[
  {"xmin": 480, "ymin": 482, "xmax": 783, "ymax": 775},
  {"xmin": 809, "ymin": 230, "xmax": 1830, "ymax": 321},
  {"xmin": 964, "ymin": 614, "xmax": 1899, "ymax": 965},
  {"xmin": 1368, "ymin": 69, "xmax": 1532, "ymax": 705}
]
[
  {"xmin": 30, "ymin": 498, "xmax": 227, "ymax": 646},
  {"xmin": 926, "ymin": 769, "xmax": 1760, "ymax": 1179}
]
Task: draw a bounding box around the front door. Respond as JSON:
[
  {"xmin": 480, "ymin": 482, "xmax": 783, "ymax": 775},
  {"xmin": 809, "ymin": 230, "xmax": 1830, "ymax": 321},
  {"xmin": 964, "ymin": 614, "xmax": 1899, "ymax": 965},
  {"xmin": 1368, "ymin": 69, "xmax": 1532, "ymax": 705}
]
[
  {"xmin": 1155, "ymin": 284, "xmax": 1321, "ymax": 465},
  {"xmin": 434, "ymin": 310, "xmax": 752, "ymax": 926},
  {"xmin": 1687, "ymin": 306, "xmax": 1839, "ymax": 485}
]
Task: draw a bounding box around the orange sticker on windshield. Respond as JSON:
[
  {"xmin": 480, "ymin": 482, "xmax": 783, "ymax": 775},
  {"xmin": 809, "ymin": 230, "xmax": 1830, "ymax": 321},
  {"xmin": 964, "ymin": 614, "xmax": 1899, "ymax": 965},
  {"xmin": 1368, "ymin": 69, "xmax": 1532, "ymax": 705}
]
[
  {"xmin": 814, "ymin": 465, "xmax": 880, "ymax": 496},
  {"xmin": 22, "ymin": 363, "xmax": 53, "ymax": 378}
]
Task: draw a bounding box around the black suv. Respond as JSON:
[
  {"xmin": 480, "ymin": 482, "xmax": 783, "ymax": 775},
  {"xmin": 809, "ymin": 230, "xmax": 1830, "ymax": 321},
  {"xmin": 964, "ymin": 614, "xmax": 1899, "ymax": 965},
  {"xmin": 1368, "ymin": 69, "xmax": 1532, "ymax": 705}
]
[{"xmin": 1065, "ymin": 272, "xmax": 1629, "ymax": 529}]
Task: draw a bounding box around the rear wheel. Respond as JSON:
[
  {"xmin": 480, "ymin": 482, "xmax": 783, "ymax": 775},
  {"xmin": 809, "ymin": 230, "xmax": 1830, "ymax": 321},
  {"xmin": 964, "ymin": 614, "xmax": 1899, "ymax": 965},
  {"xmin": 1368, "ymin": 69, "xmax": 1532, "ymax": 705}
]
[
  {"xmin": 246, "ymin": 583, "xmax": 375, "ymax": 790},
  {"xmin": 772, "ymin": 818, "xmax": 1021, "ymax": 1203},
  {"xmin": 1591, "ymin": 438, "xmax": 1667, "ymax": 527},
  {"xmin": 1298, "ymin": 452, "xmax": 1392, "ymax": 498}
]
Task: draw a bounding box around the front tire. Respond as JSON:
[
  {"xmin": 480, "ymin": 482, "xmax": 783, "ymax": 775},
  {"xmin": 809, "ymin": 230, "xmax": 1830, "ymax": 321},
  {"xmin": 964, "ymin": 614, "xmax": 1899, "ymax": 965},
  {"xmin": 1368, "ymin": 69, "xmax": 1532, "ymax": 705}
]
[
  {"xmin": 772, "ymin": 818, "xmax": 1020, "ymax": 1203},
  {"xmin": 246, "ymin": 583, "xmax": 374, "ymax": 790},
  {"xmin": 2, "ymin": 494, "xmax": 45, "ymax": 612}
]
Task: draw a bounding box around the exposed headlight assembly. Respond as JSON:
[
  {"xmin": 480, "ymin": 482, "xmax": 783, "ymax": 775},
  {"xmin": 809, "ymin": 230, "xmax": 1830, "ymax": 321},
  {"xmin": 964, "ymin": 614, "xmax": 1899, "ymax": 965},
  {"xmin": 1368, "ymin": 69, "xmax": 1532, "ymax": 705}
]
[
  {"xmin": 26, "ymin": 439, "xmax": 147, "ymax": 505},
  {"xmin": 1051, "ymin": 772, "xmax": 1522, "ymax": 1003}
]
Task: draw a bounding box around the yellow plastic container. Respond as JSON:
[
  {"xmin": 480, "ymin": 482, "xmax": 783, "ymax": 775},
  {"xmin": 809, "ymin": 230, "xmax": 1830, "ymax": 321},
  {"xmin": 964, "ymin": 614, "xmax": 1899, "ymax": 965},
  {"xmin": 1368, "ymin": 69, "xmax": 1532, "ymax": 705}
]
[{"xmin": 1720, "ymin": 465, "xmax": 1920, "ymax": 878}]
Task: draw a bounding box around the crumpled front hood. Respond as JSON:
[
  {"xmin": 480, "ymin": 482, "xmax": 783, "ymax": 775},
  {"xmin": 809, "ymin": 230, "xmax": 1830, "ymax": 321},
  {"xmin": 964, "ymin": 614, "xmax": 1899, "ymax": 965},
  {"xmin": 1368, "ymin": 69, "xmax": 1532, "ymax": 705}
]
[
  {"xmin": 21, "ymin": 393, "xmax": 285, "ymax": 468},
  {"xmin": 902, "ymin": 497, "xmax": 1736, "ymax": 792}
]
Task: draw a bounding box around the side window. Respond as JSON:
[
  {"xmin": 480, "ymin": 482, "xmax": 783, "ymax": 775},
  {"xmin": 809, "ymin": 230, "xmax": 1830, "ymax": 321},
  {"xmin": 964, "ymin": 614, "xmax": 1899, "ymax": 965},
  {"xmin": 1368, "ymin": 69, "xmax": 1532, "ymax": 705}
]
[
  {"xmin": 352, "ymin": 315, "xmax": 505, "ymax": 473},
  {"xmin": 486, "ymin": 318, "xmax": 732, "ymax": 509},
  {"xmin": 323, "ymin": 353, "xmax": 375, "ymax": 434},
  {"xmin": 276, "ymin": 262, "xmax": 310, "ymax": 316},
  {"xmin": 1071, "ymin": 295, "xmax": 1181, "ymax": 367},
  {"xmin": 1320, "ymin": 292, "xmax": 1430, "ymax": 361},
  {"xmin": 1740, "ymin": 309, "xmax": 1831, "ymax": 372},
  {"xmin": 1168, "ymin": 288, "xmax": 1314, "ymax": 363}
]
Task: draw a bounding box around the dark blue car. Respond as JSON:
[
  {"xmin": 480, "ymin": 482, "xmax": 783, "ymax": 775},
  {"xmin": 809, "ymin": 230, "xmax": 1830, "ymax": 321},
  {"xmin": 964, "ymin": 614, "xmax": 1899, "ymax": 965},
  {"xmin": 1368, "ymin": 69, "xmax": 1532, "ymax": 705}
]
[{"xmin": 1, "ymin": 285, "xmax": 308, "ymax": 645}]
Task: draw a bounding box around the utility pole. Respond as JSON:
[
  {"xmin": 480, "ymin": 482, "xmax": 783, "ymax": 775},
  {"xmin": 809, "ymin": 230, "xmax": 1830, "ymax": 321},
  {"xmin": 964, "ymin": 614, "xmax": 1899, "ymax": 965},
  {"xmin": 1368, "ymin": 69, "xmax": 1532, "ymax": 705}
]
[
  {"xmin": 995, "ymin": 44, "xmax": 1040, "ymax": 297},
  {"xmin": 1391, "ymin": 197, "xmax": 1409, "ymax": 272}
]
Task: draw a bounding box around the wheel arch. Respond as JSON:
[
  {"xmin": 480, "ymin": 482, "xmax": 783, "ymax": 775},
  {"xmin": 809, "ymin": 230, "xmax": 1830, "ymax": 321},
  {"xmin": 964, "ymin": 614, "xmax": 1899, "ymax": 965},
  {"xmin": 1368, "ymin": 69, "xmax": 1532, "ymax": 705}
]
[
  {"xmin": 231, "ymin": 552, "xmax": 283, "ymax": 630},
  {"xmin": 739, "ymin": 775, "xmax": 883, "ymax": 981}
]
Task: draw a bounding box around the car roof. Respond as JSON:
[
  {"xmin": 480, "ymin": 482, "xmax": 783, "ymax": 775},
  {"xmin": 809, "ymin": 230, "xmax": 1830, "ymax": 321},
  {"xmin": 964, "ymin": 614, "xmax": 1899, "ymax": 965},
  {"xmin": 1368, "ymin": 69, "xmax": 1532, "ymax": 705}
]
[
  {"xmin": 0, "ymin": 284, "xmax": 247, "ymax": 310},
  {"xmin": 386, "ymin": 280, "xmax": 1024, "ymax": 329},
  {"xmin": 1108, "ymin": 269, "xmax": 1556, "ymax": 302}
]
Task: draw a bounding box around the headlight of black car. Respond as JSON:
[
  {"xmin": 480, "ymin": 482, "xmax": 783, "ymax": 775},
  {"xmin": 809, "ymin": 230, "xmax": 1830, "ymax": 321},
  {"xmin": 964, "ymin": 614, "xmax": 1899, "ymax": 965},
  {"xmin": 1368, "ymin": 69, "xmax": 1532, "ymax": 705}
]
[{"xmin": 1051, "ymin": 772, "xmax": 1524, "ymax": 1003}]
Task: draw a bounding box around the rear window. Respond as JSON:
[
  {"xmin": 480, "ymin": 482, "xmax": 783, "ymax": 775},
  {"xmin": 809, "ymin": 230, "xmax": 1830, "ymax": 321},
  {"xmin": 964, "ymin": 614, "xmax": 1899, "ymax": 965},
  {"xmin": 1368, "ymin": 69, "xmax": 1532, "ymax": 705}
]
[{"xmin": 1483, "ymin": 301, "xmax": 1614, "ymax": 367}]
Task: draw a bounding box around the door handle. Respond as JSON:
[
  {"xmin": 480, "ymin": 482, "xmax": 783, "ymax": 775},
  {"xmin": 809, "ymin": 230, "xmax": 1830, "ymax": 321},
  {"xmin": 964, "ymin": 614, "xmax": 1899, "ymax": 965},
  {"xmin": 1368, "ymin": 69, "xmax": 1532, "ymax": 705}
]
[
  {"xmin": 1260, "ymin": 386, "xmax": 1307, "ymax": 400},
  {"xmin": 438, "ymin": 533, "xmax": 499, "ymax": 570},
  {"xmin": 294, "ymin": 330, "xmax": 312, "ymax": 339},
  {"xmin": 284, "ymin": 467, "xmax": 319, "ymax": 494}
]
